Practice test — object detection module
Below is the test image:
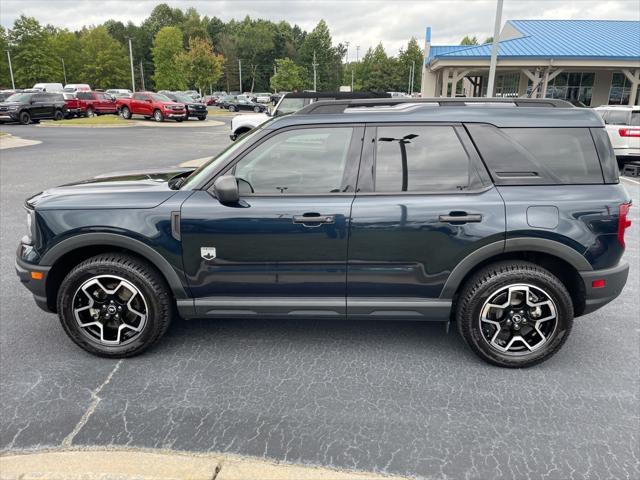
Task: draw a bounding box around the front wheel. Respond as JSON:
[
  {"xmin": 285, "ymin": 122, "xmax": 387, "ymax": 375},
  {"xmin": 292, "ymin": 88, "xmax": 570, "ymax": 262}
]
[
  {"xmin": 253, "ymin": 106, "xmax": 261, "ymax": 112},
  {"xmin": 86, "ymin": 107, "xmax": 95, "ymax": 117},
  {"xmin": 120, "ymin": 106, "xmax": 132, "ymax": 119},
  {"xmin": 153, "ymin": 109, "xmax": 164, "ymax": 122},
  {"xmin": 456, "ymin": 261, "xmax": 573, "ymax": 368},
  {"xmin": 54, "ymin": 110, "xmax": 64, "ymax": 121},
  {"xmin": 57, "ymin": 254, "xmax": 173, "ymax": 357},
  {"xmin": 197, "ymin": 116, "xmax": 206, "ymax": 121},
  {"xmin": 19, "ymin": 111, "xmax": 31, "ymax": 125},
  {"xmin": 228, "ymin": 105, "xmax": 236, "ymax": 112}
]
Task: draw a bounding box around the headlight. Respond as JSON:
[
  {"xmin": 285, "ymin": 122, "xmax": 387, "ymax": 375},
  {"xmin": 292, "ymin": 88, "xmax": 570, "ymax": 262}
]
[
  {"xmin": 24, "ymin": 208, "xmax": 36, "ymax": 245},
  {"xmin": 7, "ymin": 105, "xmax": 18, "ymax": 110}
]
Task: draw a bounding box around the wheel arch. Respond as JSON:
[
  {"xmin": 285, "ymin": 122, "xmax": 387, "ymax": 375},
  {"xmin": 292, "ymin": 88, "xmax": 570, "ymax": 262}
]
[
  {"xmin": 442, "ymin": 238, "xmax": 589, "ymax": 317},
  {"xmin": 42, "ymin": 233, "xmax": 189, "ymax": 313}
]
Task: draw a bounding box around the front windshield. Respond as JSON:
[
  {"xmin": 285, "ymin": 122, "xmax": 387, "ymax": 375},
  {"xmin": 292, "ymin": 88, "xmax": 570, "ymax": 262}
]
[
  {"xmin": 181, "ymin": 124, "xmax": 270, "ymax": 189},
  {"xmin": 172, "ymin": 94, "xmax": 193, "ymax": 103},
  {"xmin": 150, "ymin": 93, "xmax": 171, "ymax": 102},
  {"xmin": 6, "ymin": 93, "xmax": 33, "ymax": 102}
]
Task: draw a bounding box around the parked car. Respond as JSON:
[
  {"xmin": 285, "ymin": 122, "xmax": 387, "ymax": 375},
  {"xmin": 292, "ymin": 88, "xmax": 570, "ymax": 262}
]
[
  {"xmin": 230, "ymin": 91, "xmax": 391, "ymax": 140},
  {"xmin": 217, "ymin": 95, "xmax": 236, "ymax": 109},
  {"xmin": 76, "ymin": 91, "xmax": 118, "ymax": 116},
  {"xmin": 252, "ymin": 92, "xmax": 271, "ymax": 103},
  {"xmin": 226, "ymin": 95, "xmax": 267, "ymax": 113},
  {"xmin": 116, "ymin": 92, "xmax": 186, "ymax": 122},
  {"xmin": 0, "ymin": 91, "xmax": 66, "ymax": 124},
  {"xmin": 32, "ymin": 83, "xmax": 64, "ymax": 92},
  {"xmin": 594, "ymin": 105, "xmax": 640, "ymax": 168},
  {"xmin": 14, "ymin": 98, "xmax": 631, "ymax": 366},
  {"xmin": 62, "ymin": 92, "xmax": 82, "ymax": 118},
  {"xmin": 163, "ymin": 92, "xmax": 208, "ymax": 121},
  {"xmin": 203, "ymin": 95, "xmax": 217, "ymax": 106},
  {"xmin": 183, "ymin": 90, "xmax": 202, "ymax": 102},
  {"xmin": 64, "ymin": 84, "xmax": 91, "ymax": 93}
]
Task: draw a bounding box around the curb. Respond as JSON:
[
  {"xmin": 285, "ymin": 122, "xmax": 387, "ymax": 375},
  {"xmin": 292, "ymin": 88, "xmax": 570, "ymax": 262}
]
[
  {"xmin": 0, "ymin": 448, "xmax": 411, "ymax": 480},
  {"xmin": 0, "ymin": 133, "xmax": 42, "ymax": 150}
]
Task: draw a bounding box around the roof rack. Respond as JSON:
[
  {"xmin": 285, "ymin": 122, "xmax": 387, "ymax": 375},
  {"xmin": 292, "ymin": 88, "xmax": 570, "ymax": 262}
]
[{"xmin": 296, "ymin": 97, "xmax": 574, "ymax": 115}]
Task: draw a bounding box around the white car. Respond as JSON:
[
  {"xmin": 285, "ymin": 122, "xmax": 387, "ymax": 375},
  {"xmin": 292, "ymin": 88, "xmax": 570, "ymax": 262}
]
[
  {"xmin": 229, "ymin": 94, "xmax": 310, "ymax": 140},
  {"xmin": 33, "ymin": 83, "xmax": 64, "ymax": 92},
  {"xmin": 64, "ymin": 83, "xmax": 91, "ymax": 92},
  {"xmin": 595, "ymin": 105, "xmax": 640, "ymax": 168},
  {"xmin": 253, "ymin": 92, "xmax": 271, "ymax": 103}
]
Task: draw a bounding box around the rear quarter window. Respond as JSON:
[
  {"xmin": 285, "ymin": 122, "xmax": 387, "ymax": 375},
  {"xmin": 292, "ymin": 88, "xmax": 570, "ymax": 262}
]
[
  {"xmin": 603, "ymin": 110, "xmax": 631, "ymax": 125},
  {"xmin": 466, "ymin": 124, "xmax": 604, "ymax": 185}
]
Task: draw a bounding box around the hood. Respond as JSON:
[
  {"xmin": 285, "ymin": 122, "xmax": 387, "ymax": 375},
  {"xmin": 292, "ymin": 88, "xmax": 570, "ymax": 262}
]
[
  {"xmin": 27, "ymin": 167, "xmax": 195, "ymax": 210},
  {"xmin": 0, "ymin": 102, "xmax": 24, "ymax": 108}
]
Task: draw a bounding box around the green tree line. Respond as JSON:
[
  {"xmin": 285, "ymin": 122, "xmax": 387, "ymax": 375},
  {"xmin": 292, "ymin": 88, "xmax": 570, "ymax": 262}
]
[{"xmin": 0, "ymin": 3, "xmax": 424, "ymax": 93}]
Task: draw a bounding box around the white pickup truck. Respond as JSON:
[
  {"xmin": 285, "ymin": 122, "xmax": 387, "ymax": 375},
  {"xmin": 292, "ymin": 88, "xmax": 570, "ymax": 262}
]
[{"xmin": 229, "ymin": 92, "xmax": 392, "ymax": 140}]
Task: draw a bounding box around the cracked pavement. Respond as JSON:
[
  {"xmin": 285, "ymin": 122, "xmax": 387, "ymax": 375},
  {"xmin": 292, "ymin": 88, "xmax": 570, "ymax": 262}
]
[{"xmin": 1, "ymin": 120, "xmax": 638, "ymax": 480}]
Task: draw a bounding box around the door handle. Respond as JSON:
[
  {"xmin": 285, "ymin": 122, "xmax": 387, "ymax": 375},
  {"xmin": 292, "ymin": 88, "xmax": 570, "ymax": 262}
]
[
  {"xmin": 293, "ymin": 213, "xmax": 335, "ymax": 226},
  {"xmin": 439, "ymin": 212, "xmax": 483, "ymax": 224}
]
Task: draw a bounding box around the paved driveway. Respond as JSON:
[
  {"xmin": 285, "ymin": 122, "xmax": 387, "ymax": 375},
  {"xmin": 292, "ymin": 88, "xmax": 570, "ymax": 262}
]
[{"xmin": 1, "ymin": 122, "xmax": 638, "ymax": 480}]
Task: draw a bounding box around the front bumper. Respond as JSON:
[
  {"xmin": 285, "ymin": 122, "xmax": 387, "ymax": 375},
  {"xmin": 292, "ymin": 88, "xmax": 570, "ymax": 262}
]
[
  {"xmin": 164, "ymin": 111, "xmax": 186, "ymax": 119},
  {"xmin": 579, "ymin": 261, "xmax": 629, "ymax": 315},
  {"xmin": 0, "ymin": 111, "xmax": 19, "ymax": 121},
  {"xmin": 15, "ymin": 255, "xmax": 52, "ymax": 312}
]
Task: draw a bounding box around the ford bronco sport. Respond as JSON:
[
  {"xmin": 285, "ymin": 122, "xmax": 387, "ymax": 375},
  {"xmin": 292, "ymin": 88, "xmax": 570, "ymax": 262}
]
[{"xmin": 15, "ymin": 98, "xmax": 631, "ymax": 367}]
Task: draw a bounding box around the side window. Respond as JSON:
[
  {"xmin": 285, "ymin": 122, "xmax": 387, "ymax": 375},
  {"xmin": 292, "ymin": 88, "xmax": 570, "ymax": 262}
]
[
  {"xmin": 467, "ymin": 124, "xmax": 604, "ymax": 185},
  {"xmin": 77, "ymin": 92, "xmax": 91, "ymax": 100},
  {"xmin": 234, "ymin": 127, "xmax": 354, "ymax": 195},
  {"xmin": 374, "ymin": 125, "xmax": 476, "ymax": 192},
  {"xmin": 631, "ymin": 112, "xmax": 640, "ymax": 127},
  {"xmin": 32, "ymin": 94, "xmax": 45, "ymax": 102},
  {"xmin": 605, "ymin": 110, "xmax": 631, "ymax": 125},
  {"xmin": 132, "ymin": 93, "xmax": 147, "ymax": 101}
]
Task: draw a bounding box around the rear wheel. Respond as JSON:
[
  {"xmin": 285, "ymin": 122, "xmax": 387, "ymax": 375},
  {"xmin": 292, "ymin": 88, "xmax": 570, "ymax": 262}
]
[
  {"xmin": 253, "ymin": 106, "xmax": 261, "ymax": 112},
  {"xmin": 228, "ymin": 105, "xmax": 236, "ymax": 112},
  {"xmin": 153, "ymin": 109, "xmax": 164, "ymax": 122},
  {"xmin": 120, "ymin": 106, "xmax": 132, "ymax": 119},
  {"xmin": 19, "ymin": 111, "xmax": 31, "ymax": 125},
  {"xmin": 54, "ymin": 110, "xmax": 64, "ymax": 121},
  {"xmin": 456, "ymin": 261, "xmax": 573, "ymax": 368},
  {"xmin": 86, "ymin": 106, "xmax": 95, "ymax": 117},
  {"xmin": 57, "ymin": 254, "xmax": 173, "ymax": 358}
]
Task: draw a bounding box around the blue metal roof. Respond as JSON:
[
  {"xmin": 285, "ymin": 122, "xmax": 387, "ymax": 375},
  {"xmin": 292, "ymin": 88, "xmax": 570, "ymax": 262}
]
[{"xmin": 427, "ymin": 20, "xmax": 640, "ymax": 62}]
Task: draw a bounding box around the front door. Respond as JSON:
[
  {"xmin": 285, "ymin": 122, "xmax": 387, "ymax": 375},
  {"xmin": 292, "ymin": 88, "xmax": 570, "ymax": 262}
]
[
  {"xmin": 346, "ymin": 123, "xmax": 506, "ymax": 320},
  {"xmin": 30, "ymin": 93, "xmax": 50, "ymax": 118},
  {"xmin": 180, "ymin": 125, "xmax": 364, "ymax": 318}
]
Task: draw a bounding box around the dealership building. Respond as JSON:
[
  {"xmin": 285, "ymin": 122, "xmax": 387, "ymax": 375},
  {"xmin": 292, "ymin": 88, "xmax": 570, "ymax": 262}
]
[{"xmin": 421, "ymin": 20, "xmax": 640, "ymax": 106}]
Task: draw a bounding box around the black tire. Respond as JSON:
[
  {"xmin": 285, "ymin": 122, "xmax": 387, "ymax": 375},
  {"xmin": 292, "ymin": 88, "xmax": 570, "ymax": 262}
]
[
  {"xmin": 120, "ymin": 106, "xmax": 132, "ymax": 119},
  {"xmin": 197, "ymin": 116, "xmax": 206, "ymax": 121},
  {"xmin": 57, "ymin": 253, "xmax": 173, "ymax": 358},
  {"xmin": 86, "ymin": 106, "xmax": 94, "ymax": 117},
  {"xmin": 65, "ymin": 112, "xmax": 74, "ymax": 119},
  {"xmin": 175, "ymin": 117, "xmax": 183, "ymax": 123},
  {"xmin": 456, "ymin": 261, "xmax": 573, "ymax": 368},
  {"xmin": 19, "ymin": 111, "xmax": 31, "ymax": 125},
  {"xmin": 253, "ymin": 106, "xmax": 261, "ymax": 112},
  {"xmin": 153, "ymin": 109, "xmax": 164, "ymax": 122},
  {"xmin": 54, "ymin": 110, "xmax": 64, "ymax": 121},
  {"xmin": 228, "ymin": 105, "xmax": 236, "ymax": 112}
]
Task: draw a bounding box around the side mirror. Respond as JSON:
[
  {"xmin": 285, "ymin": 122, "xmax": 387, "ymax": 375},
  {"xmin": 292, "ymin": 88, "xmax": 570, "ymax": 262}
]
[{"xmin": 213, "ymin": 175, "xmax": 239, "ymax": 204}]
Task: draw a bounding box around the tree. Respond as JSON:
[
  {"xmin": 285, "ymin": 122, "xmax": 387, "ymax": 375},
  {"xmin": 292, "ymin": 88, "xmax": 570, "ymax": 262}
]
[
  {"xmin": 270, "ymin": 58, "xmax": 306, "ymax": 92},
  {"xmin": 298, "ymin": 20, "xmax": 343, "ymax": 91},
  {"xmin": 142, "ymin": 3, "xmax": 185, "ymax": 38},
  {"xmin": 78, "ymin": 26, "xmax": 129, "ymax": 89},
  {"xmin": 484, "ymin": 36, "xmax": 494, "ymax": 44},
  {"xmin": 8, "ymin": 15, "xmax": 58, "ymax": 87},
  {"xmin": 0, "ymin": 26, "xmax": 10, "ymax": 87},
  {"xmin": 179, "ymin": 37, "xmax": 224, "ymax": 93},
  {"xmin": 460, "ymin": 35, "xmax": 479, "ymax": 45},
  {"xmin": 152, "ymin": 26, "xmax": 186, "ymax": 90},
  {"xmin": 233, "ymin": 17, "xmax": 275, "ymax": 92},
  {"xmin": 398, "ymin": 37, "xmax": 423, "ymax": 93},
  {"xmin": 50, "ymin": 29, "xmax": 82, "ymax": 84},
  {"xmin": 357, "ymin": 43, "xmax": 398, "ymax": 92}
]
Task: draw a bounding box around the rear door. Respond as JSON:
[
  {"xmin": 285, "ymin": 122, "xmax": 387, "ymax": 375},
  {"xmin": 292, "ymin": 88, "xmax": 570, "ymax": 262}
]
[
  {"xmin": 30, "ymin": 93, "xmax": 49, "ymax": 118},
  {"xmin": 346, "ymin": 123, "xmax": 505, "ymax": 319}
]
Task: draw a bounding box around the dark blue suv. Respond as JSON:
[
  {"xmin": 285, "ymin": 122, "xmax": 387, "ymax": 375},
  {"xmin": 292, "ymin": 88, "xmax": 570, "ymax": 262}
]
[{"xmin": 15, "ymin": 98, "xmax": 631, "ymax": 367}]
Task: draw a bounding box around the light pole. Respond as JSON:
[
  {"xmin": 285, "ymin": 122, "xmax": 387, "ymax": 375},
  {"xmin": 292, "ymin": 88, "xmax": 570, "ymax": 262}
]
[
  {"xmin": 486, "ymin": 0, "xmax": 504, "ymax": 97},
  {"xmin": 344, "ymin": 41, "xmax": 349, "ymax": 63},
  {"xmin": 6, "ymin": 50, "xmax": 15, "ymax": 89},
  {"xmin": 312, "ymin": 50, "xmax": 318, "ymax": 92},
  {"xmin": 238, "ymin": 59, "xmax": 242, "ymax": 92},
  {"xmin": 356, "ymin": 45, "xmax": 360, "ymax": 63},
  {"xmin": 127, "ymin": 37, "xmax": 136, "ymax": 92},
  {"xmin": 61, "ymin": 58, "xmax": 67, "ymax": 85},
  {"xmin": 140, "ymin": 61, "xmax": 145, "ymax": 91}
]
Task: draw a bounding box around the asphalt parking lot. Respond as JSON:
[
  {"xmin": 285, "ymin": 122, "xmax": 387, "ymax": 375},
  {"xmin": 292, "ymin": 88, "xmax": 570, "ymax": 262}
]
[{"xmin": 1, "ymin": 119, "xmax": 638, "ymax": 480}]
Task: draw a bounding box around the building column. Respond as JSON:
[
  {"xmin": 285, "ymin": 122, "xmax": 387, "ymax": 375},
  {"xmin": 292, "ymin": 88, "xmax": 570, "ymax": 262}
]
[
  {"xmin": 591, "ymin": 70, "xmax": 613, "ymax": 107},
  {"xmin": 441, "ymin": 69, "xmax": 450, "ymax": 97},
  {"xmin": 422, "ymin": 69, "xmax": 437, "ymax": 97},
  {"xmin": 521, "ymin": 68, "xmax": 542, "ymax": 98},
  {"xmin": 623, "ymin": 69, "xmax": 640, "ymax": 106}
]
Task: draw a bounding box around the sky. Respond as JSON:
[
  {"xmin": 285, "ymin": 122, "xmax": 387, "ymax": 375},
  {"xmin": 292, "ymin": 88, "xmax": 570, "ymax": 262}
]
[{"xmin": 0, "ymin": 0, "xmax": 638, "ymax": 57}]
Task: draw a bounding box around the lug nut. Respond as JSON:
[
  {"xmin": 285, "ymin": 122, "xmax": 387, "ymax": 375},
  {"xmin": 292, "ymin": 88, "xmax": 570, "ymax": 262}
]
[
  {"xmin": 117, "ymin": 306, "xmax": 122, "ymax": 312},
  {"xmin": 513, "ymin": 324, "xmax": 520, "ymax": 330}
]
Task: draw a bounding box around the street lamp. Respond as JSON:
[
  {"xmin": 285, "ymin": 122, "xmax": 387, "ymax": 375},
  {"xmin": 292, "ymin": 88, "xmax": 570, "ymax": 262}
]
[
  {"xmin": 6, "ymin": 50, "xmax": 15, "ymax": 89},
  {"xmin": 61, "ymin": 58, "xmax": 67, "ymax": 85},
  {"xmin": 127, "ymin": 37, "xmax": 135, "ymax": 92}
]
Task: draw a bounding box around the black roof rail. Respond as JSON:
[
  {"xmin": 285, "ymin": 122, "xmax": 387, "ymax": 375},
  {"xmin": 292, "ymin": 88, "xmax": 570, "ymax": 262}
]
[{"xmin": 296, "ymin": 97, "xmax": 574, "ymax": 115}]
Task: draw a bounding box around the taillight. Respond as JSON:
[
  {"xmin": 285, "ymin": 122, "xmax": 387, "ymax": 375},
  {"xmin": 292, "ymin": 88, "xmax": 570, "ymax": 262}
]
[
  {"xmin": 618, "ymin": 203, "xmax": 632, "ymax": 247},
  {"xmin": 619, "ymin": 128, "xmax": 640, "ymax": 137}
]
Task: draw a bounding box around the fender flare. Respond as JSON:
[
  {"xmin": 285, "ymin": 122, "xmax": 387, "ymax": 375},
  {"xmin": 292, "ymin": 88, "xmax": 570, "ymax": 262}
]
[
  {"xmin": 41, "ymin": 233, "xmax": 189, "ymax": 299},
  {"xmin": 439, "ymin": 237, "xmax": 592, "ymax": 299}
]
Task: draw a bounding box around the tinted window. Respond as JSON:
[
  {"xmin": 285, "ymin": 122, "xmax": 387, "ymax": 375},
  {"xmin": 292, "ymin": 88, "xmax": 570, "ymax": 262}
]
[
  {"xmin": 630, "ymin": 112, "xmax": 639, "ymax": 126},
  {"xmin": 374, "ymin": 126, "xmax": 474, "ymax": 192},
  {"xmin": 49, "ymin": 93, "xmax": 64, "ymax": 101},
  {"xmin": 467, "ymin": 124, "xmax": 603, "ymax": 185},
  {"xmin": 77, "ymin": 92, "xmax": 93, "ymax": 100},
  {"xmin": 132, "ymin": 93, "xmax": 147, "ymax": 100},
  {"xmin": 234, "ymin": 127, "xmax": 354, "ymax": 194}
]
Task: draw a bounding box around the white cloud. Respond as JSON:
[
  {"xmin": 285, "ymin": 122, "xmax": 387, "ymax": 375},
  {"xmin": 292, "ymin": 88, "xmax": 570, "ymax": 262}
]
[{"xmin": 0, "ymin": 0, "xmax": 637, "ymax": 55}]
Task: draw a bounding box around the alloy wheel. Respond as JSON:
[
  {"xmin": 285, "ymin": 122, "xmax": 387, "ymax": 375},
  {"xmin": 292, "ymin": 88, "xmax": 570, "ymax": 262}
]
[
  {"xmin": 72, "ymin": 275, "xmax": 148, "ymax": 346},
  {"xmin": 479, "ymin": 284, "xmax": 558, "ymax": 355}
]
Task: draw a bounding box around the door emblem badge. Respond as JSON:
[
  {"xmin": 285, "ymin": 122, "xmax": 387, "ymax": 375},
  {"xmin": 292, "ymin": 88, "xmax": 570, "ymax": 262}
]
[{"xmin": 201, "ymin": 247, "xmax": 217, "ymax": 260}]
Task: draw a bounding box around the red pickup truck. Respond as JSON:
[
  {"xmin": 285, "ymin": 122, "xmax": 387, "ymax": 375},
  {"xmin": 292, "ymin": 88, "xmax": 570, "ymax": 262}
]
[
  {"xmin": 62, "ymin": 93, "xmax": 82, "ymax": 118},
  {"xmin": 76, "ymin": 91, "xmax": 118, "ymax": 116},
  {"xmin": 116, "ymin": 92, "xmax": 186, "ymax": 122}
]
